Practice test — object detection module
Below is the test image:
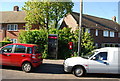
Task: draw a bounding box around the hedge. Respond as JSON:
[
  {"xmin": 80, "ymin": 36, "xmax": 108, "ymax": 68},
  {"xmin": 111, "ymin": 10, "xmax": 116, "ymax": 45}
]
[
  {"xmin": 18, "ymin": 28, "xmax": 95, "ymax": 59},
  {"xmin": 0, "ymin": 41, "xmax": 13, "ymax": 47}
]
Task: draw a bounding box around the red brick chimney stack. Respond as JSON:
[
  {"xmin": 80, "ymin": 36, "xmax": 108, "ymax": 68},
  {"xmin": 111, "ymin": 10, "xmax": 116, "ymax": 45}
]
[
  {"xmin": 14, "ymin": 6, "xmax": 19, "ymax": 11},
  {"xmin": 112, "ymin": 16, "xmax": 116, "ymax": 22}
]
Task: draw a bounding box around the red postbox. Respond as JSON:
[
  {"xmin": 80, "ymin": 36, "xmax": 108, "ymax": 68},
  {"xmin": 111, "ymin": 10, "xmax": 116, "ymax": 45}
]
[{"xmin": 68, "ymin": 42, "xmax": 73, "ymax": 49}]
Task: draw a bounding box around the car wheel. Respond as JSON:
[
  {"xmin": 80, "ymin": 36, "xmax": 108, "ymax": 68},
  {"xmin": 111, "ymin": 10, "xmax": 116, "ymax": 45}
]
[
  {"xmin": 22, "ymin": 62, "xmax": 32, "ymax": 73},
  {"xmin": 73, "ymin": 66, "xmax": 85, "ymax": 77}
]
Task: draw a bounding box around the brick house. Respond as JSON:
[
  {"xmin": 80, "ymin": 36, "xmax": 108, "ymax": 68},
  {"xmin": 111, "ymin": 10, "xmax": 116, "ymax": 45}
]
[
  {"xmin": 0, "ymin": 6, "xmax": 39, "ymax": 43},
  {"xmin": 60, "ymin": 12, "xmax": 120, "ymax": 48},
  {"xmin": 0, "ymin": 6, "xmax": 120, "ymax": 47}
]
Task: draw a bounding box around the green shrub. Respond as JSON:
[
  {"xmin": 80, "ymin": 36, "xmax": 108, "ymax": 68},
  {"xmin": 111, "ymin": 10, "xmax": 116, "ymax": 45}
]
[
  {"xmin": 0, "ymin": 41, "xmax": 13, "ymax": 47},
  {"xmin": 81, "ymin": 31, "xmax": 95, "ymax": 56},
  {"xmin": 19, "ymin": 29, "xmax": 48, "ymax": 55},
  {"xmin": 18, "ymin": 28, "xmax": 95, "ymax": 59},
  {"xmin": 58, "ymin": 28, "xmax": 77, "ymax": 59}
]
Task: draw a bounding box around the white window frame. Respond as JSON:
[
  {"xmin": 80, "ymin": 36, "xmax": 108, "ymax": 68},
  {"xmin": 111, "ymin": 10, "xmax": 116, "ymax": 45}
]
[
  {"xmin": 95, "ymin": 43, "xmax": 98, "ymax": 48},
  {"xmin": 96, "ymin": 29, "xmax": 98, "ymax": 36},
  {"xmin": 25, "ymin": 27, "xmax": 29, "ymax": 31},
  {"xmin": 0, "ymin": 24, "xmax": 2, "ymax": 30},
  {"xmin": 103, "ymin": 30, "xmax": 109, "ymax": 37},
  {"xmin": 110, "ymin": 31, "xmax": 115, "ymax": 37},
  {"xmin": 85, "ymin": 28, "xmax": 90, "ymax": 33},
  {"xmin": 7, "ymin": 24, "xmax": 18, "ymax": 31},
  {"xmin": 10, "ymin": 39, "xmax": 17, "ymax": 43},
  {"xmin": 118, "ymin": 32, "xmax": 120, "ymax": 37}
]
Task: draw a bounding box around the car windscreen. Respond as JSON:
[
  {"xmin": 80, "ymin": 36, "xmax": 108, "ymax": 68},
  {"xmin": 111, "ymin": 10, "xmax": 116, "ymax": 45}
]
[{"xmin": 81, "ymin": 51, "xmax": 98, "ymax": 59}]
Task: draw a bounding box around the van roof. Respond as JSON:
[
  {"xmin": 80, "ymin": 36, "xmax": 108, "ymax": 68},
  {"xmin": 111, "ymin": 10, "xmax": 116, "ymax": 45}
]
[{"xmin": 95, "ymin": 47, "xmax": 120, "ymax": 51}]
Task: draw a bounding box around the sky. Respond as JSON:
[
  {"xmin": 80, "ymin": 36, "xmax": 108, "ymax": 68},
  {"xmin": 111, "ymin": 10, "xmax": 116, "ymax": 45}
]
[{"xmin": 0, "ymin": 0, "xmax": 119, "ymax": 23}]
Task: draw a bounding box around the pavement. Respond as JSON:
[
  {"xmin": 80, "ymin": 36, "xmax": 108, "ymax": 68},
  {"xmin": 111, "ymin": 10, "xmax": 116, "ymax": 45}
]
[{"xmin": 0, "ymin": 59, "xmax": 120, "ymax": 81}]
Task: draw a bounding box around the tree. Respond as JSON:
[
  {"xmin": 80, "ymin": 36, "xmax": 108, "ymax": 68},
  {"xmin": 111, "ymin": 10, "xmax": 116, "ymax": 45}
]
[
  {"xmin": 81, "ymin": 30, "xmax": 95, "ymax": 56},
  {"xmin": 50, "ymin": 1, "xmax": 74, "ymax": 28},
  {"xmin": 22, "ymin": 0, "xmax": 74, "ymax": 29}
]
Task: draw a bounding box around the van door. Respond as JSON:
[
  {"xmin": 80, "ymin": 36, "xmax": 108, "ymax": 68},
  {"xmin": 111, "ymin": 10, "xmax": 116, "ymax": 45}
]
[
  {"xmin": 109, "ymin": 51, "xmax": 120, "ymax": 74},
  {"xmin": 119, "ymin": 51, "xmax": 120, "ymax": 74},
  {"xmin": 88, "ymin": 52, "xmax": 109, "ymax": 73}
]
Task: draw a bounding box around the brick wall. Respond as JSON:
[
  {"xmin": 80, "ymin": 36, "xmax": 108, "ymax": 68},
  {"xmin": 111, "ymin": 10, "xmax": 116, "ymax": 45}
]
[
  {"xmin": 62, "ymin": 14, "xmax": 120, "ymax": 47},
  {"xmin": 90, "ymin": 29, "xmax": 120, "ymax": 47},
  {"xmin": 1, "ymin": 23, "xmax": 40, "ymax": 42},
  {"xmin": 0, "ymin": 31, "xmax": 2, "ymax": 41},
  {"xmin": 64, "ymin": 14, "xmax": 78, "ymax": 31}
]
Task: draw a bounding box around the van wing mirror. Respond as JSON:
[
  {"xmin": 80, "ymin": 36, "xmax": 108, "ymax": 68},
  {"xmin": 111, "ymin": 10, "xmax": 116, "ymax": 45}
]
[{"xmin": 92, "ymin": 57, "xmax": 96, "ymax": 60}]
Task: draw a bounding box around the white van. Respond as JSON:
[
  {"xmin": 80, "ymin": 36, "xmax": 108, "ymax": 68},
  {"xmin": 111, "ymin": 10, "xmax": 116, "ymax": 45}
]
[{"xmin": 64, "ymin": 47, "xmax": 120, "ymax": 77}]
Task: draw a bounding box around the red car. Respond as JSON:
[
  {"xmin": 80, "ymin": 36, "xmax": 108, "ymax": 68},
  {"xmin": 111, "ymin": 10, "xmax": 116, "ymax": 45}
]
[{"xmin": 0, "ymin": 43, "xmax": 43, "ymax": 72}]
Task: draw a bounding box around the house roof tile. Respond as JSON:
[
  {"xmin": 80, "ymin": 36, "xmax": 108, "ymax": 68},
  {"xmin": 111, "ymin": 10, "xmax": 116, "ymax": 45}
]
[
  {"xmin": 0, "ymin": 11, "xmax": 26, "ymax": 23},
  {"xmin": 71, "ymin": 12, "xmax": 120, "ymax": 32}
]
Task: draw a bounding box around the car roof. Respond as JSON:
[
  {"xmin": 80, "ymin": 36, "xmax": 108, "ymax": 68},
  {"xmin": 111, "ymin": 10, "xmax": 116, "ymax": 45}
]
[{"xmin": 7, "ymin": 43, "xmax": 38, "ymax": 47}]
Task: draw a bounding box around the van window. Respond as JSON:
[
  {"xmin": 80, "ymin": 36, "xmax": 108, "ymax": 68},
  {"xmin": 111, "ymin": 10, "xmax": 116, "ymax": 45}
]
[
  {"xmin": 14, "ymin": 45, "xmax": 26, "ymax": 53},
  {"xmin": 94, "ymin": 52, "xmax": 108, "ymax": 60}
]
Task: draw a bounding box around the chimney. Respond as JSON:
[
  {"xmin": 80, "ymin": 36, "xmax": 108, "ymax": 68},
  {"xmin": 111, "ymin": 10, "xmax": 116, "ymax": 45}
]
[
  {"xmin": 14, "ymin": 6, "xmax": 19, "ymax": 11},
  {"xmin": 112, "ymin": 16, "xmax": 116, "ymax": 22}
]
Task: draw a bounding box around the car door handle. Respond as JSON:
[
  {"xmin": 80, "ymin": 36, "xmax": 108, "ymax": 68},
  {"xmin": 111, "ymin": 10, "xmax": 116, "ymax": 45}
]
[{"xmin": 21, "ymin": 55, "xmax": 25, "ymax": 57}]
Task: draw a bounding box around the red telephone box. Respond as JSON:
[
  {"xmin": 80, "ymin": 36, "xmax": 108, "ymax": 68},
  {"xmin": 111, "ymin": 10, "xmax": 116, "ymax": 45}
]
[
  {"xmin": 68, "ymin": 42, "xmax": 73, "ymax": 49},
  {"xmin": 48, "ymin": 34, "xmax": 58, "ymax": 59}
]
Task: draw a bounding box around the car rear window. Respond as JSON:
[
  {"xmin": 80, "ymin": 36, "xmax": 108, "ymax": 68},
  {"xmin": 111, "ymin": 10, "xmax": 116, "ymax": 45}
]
[{"xmin": 27, "ymin": 47, "xmax": 32, "ymax": 54}]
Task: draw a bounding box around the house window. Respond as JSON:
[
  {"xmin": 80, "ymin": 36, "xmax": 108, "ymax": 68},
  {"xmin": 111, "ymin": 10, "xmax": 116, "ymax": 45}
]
[
  {"xmin": 103, "ymin": 30, "xmax": 109, "ymax": 37},
  {"xmin": 25, "ymin": 24, "xmax": 29, "ymax": 31},
  {"xmin": 85, "ymin": 28, "xmax": 90, "ymax": 33},
  {"xmin": 102, "ymin": 44, "xmax": 105, "ymax": 47},
  {"xmin": 118, "ymin": 33, "xmax": 120, "ymax": 37},
  {"xmin": 96, "ymin": 29, "xmax": 98, "ymax": 36},
  {"xmin": 10, "ymin": 39, "xmax": 17, "ymax": 43},
  {"xmin": 7, "ymin": 24, "xmax": 18, "ymax": 31},
  {"xmin": 110, "ymin": 31, "xmax": 115, "ymax": 37},
  {"xmin": 25, "ymin": 27, "xmax": 29, "ymax": 31},
  {"xmin": 95, "ymin": 43, "xmax": 98, "ymax": 48},
  {"xmin": 0, "ymin": 24, "xmax": 2, "ymax": 30}
]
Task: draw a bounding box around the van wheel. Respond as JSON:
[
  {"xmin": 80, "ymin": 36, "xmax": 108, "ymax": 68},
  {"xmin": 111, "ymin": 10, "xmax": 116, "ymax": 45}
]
[
  {"xmin": 73, "ymin": 66, "xmax": 85, "ymax": 77},
  {"xmin": 22, "ymin": 62, "xmax": 32, "ymax": 73}
]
